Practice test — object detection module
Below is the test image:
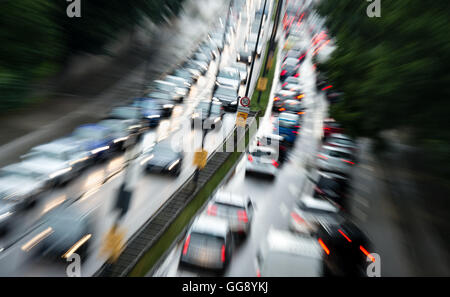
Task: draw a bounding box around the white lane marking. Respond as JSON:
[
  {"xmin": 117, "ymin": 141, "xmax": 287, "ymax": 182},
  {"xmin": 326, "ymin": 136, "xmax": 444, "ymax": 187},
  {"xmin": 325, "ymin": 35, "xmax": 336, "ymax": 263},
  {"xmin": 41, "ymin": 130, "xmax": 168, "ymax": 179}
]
[
  {"xmin": 279, "ymin": 203, "xmax": 288, "ymax": 218},
  {"xmin": 288, "ymin": 184, "xmax": 299, "ymax": 197}
]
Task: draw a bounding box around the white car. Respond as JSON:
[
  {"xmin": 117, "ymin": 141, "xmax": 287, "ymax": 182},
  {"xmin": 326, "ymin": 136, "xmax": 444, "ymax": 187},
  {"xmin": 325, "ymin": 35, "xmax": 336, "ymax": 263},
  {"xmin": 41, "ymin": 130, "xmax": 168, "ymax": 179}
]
[
  {"xmin": 289, "ymin": 194, "xmax": 344, "ymax": 235},
  {"xmin": 245, "ymin": 146, "xmax": 278, "ymax": 178},
  {"xmin": 215, "ymin": 67, "xmax": 240, "ymax": 91},
  {"xmin": 317, "ymin": 145, "xmax": 355, "ymax": 176},
  {"xmin": 255, "ymin": 229, "xmax": 324, "ymax": 277},
  {"xmin": 234, "ymin": 63, "xmax": 248, "ymax": 84}
]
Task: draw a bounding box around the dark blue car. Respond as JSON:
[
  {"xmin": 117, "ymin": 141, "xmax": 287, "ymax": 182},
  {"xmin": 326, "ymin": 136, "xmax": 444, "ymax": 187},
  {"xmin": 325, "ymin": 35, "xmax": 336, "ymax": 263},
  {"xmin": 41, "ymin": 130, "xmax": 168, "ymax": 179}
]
[
  {"xmin": 274, "ymin": 112, "xmax": 301, "ymax": 145},
  {"xmin": 133, "ymin": 98, "xmax": 164, "ymax": 127},
  {"xmin": 72, "ymin": 124, "xmax": 115, "ymax": 161}
]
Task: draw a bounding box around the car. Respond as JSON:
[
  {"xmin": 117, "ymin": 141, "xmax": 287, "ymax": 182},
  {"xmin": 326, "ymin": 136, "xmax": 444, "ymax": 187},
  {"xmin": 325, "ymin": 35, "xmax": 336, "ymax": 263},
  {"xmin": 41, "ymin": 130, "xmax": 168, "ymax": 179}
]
[
  {"xmin": 209, "ymin": 32, "xmax": 225, "ymax": 52},
  {"xmin": 143, "ymin": 93, "xmax": 175, "ymax": 118},
  {"xmin": 236, "ymin": 49, "xmax": 253, "ymax": 65},
  {"xmin": 289, "ymin": 194, "xmax": 344, "ymax": 236},
  {"xmin": 179, "ymin": 214, "xmax": 233, "ymax": 273},
  {"xmin": 234, "ymin": 63, "xmax": 248, "ymax": 84},
  {"xmin": 193, "ymin": 52, "xmax": 212, "ymax": 66},
  {"xmin": 150, "ymin": 80, "xmax": 187, "ymax": 102},
  {"xmin": 317, "ymin": 145, "xmax": 356, "ymax": 176},
  {"xmin": 198, "ymin": 42, "xmax": 219, "ymax": 60},
  {"xmin": 245, "ymin": 146, "xmax": 278, "ymax": 178},
  {"xmin": 108, "ymin": 106, "xmax": 142, "ymax": 121},
  {"xmin": 280, "ymin": 57, "xmax": 301, "ymax": 81},
  {"xmin": 132, "ymin": 99, "xmax": 164, "ymax": 127},
  {"xmin": 272, "ymin": 90, "xmax": 297, "ymax": 111},
  {"xmin": 0, "ymin": 200, "xmax": 24, "ymax": 235},
  {"xmin": 215, "ymin": 67, "xmax": 240, "ymax": 91},
  {"xmin": 313, "ymin": 171, "xmax": 350, "ymax": 208},
  {"xmin": 255, "ymin": 229, "xmax": 324, "ymax": 276},
  {"xmin": 323, "ymin": 118, "xmax": 344, "ymax": 138},
  {"xmin": 97, "ymin": 119, "xmax": 140, "ymax": 151},
  {"xmin": 277, "ymin": 99, "xmax": 305, "ymax": 115},
  {"xmin": 143, "ymin": 141, "xmax": 183, "ymax": 176},
  {"xmin": 317, "ymin": 220, "xmax": 373, "ymax": 276},
  {"xmin": 191, "ymin": 100, "xmax": 224, "ymax": 130},
  {"xmin": 173, "ymin": 68, "xmax": 198, "ymax": 84},
  {"xmin": 165, "ymin": 75, "xmax": 192, "ymax": 93},
  {"xmin": 212, "ymin": 86, "xmax": 238, "ymax": 111},
  {"xmin": 72, "ymin": 124, "xmax": 115, "ymax": 161},
  {"xmin": 283, "ymin": 49, "xmax": 306, "ymax": 63},
  {"xmin": 281, "ymin": 81, "xmax": 304, "ymax": 99},
  {"xmin": 276, "ymin": 112, "xmax": 301, "ymax": 145},
  {"xmin": 256, "ymin": 132, "xmax": 287, "ymax": 163},
  {"xmin": 36, "ymin": 206, "xmax": 93, "ymax": 261},
  {"xmin": 205, "ymin": 190, "xmax": 254, "ymax": 237},
  {"xmin": 184, "ymin": 59, "xmax": 208, "ymax": 75},
  {"xmin": 245, "ymin": 33, "xmax": 263, "ymax": 57},
  {"xmin": 324, "ymin": 133, "xmax": 357, "ymax": 152},
  {"xmin": 24, "ymin": 138, "xmax": 92, "ymax": 177}
]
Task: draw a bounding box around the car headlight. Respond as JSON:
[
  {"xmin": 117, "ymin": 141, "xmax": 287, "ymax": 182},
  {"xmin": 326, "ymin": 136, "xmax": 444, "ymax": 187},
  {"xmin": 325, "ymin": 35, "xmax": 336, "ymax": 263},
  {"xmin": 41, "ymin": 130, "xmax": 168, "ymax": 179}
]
[
  {"xmin": 215, "ymin": 81, "xmax": 221, "ymax": 86},
  {"xmin": 248, "ymin": 56, "xmax": 252, "ymax": 63},
  {"xmin": 146, "ymin": 114, "xmax": 160, "ymax": 119},
  {"xmin": 184, "ymin": 82, "xmax": 191, "ymax": 87},
  {"xmin": 0, "ymin": 211, "xmax": 12, "ymax": 222},
  {"xmin": 49, "ymin": 167, "xmax": 72, "ymax": 179},
  {"xmin": 168, "ymin": 159, "xmax": 180, "ymax": 171},
  {"xmin": 230, "ymin": 100, "xmax": 237, "ymax": 105},
  {"xmin": 163, "ymin": 104, "xmax": 174, "ymax": 109},
  {"xmin": 191, "ymin": 113, "xmax": 199, "ymax": 119},
  {"xmin": 237, "ymin": 53, "xmax": 241, "ymax": 61}
]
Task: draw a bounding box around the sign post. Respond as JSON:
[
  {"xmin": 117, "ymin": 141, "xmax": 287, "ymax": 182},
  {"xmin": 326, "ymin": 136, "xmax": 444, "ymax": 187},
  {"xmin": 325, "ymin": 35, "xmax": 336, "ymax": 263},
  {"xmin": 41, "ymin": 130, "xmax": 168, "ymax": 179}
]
[{"xmin": 236, "ymin": 96, "xmax": 251, "ymax": 128}]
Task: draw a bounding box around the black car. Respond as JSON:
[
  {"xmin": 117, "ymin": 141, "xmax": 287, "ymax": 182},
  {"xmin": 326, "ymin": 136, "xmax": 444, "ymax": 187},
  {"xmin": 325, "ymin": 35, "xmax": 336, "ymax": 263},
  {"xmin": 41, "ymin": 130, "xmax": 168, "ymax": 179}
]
[
  {"xmin": 272, "ymin": 90, "xmax": 297, "ymax": 112},
  {"xmin": 313, "ymin": 171, "xmax": 350, "ymax": 208},
  {"xmin": 317, "ymin": 220, "xmax": 373, "ymax": 277},
  {"xmin": 280, "ymin": 57, "xmax": 301, "ymax": 81},
  {"xmin": 143, "ymin": 141, "xmax": 183, "ymax": 176},
  {"xmin": 191, "ymin": 101, "xmax": 224, "ymax": 130},
  {"xmin": 212, "ymin": 86, "xmax": 238, "ymax": 111}
]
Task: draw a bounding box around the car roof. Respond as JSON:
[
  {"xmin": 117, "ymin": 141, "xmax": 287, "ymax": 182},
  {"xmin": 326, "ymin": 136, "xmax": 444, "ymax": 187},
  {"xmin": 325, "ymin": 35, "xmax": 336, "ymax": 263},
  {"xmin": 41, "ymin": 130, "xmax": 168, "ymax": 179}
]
[
  {"xmin": 213, "ymin": 191, "xmax": 247, "ymax": 207},
  {"xmin": 299, "ymin": 195, "xmax": 339, "ymax": 213},
  {"xmin": 220, "ymin": 66, "xmax": 238, "ymax": 73},
  {"xmin": 31, "ymin": 141, "xmax": 76, "ymax": 154},
  {"xmin": 328, "ymin": 133, "xmax": 353, "ymax": 140},
  {"xmin": 321, "ymin": 145, "xmax": 353, "ymax": 154},
  {"xmin": 279, "ymin": 112, "xmax": 300, "ymax": 121},
  {"xmin": 265, "ymin": 229, "xmax": 322, "ymax": 259},
  {"xmin": 191, "ymin": 214, "xmax": 229, "ymax": 237}
]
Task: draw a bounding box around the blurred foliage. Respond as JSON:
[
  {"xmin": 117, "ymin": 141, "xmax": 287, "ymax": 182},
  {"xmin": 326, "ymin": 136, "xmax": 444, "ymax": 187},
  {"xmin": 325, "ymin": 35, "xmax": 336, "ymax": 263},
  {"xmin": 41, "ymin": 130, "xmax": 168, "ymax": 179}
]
[
  {"xmin": 0, "ymin": 0, "xmax": 185, "ymax": 111},
  {"xmin": 315, "ymin": 0, "xmax": 450, "ymax": 168}
]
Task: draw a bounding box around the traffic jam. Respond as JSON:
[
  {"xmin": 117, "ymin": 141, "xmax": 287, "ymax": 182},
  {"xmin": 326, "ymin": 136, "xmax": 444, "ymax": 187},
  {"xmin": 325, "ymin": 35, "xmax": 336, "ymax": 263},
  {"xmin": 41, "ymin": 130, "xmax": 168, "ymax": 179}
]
[{"xmin": 0, "ymin": 0, "xmax": 375, "ymax": 277}]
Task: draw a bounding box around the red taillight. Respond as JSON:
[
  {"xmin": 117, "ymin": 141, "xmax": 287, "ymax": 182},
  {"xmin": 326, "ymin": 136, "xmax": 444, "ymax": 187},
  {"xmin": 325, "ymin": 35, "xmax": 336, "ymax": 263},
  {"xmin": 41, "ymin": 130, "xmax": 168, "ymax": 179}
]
[
  {"xmin": 290, "ymin": 211, "xmax": 304, "ymax": 223},
  {"xmin": 322, "ymin": 85, "xmax": 333, "ymax": 91},
  {"xmin": 338, "ymin": 229, "xmax": 352, "ymax": 242},
  {"xmin": 294, "ymin": 73, "xmax": 299, "ymax": 77},
  {"xmin": 279, "ymin": 108, "xmax": 286, "ymax": 111},
  {"xmin": 272, "ymin": 160, "xmax": 279, "ymax": 168},
  {"xmin": 342, "ymin": 159, "xmax": 355, "ymax": 165},
  {"xmin": 294, "ymin": 125, "xmax": 301, "ymax": 128},
  {"xmin": 282, "ymin": 82, "xmax": 287, "ymax": 87},
  {"xmin": 182, "ymin": 235, "xmax": 191, "ymax": 255},
  {"xmin": 273, "ymin": 97, "xmax": 280, "ymax": 101},
  {"xmin": 256, "ymin": 269, "xmax": 261, "ymax": 277},
  {"xmin": 317, "ymin": 154, "xmax": 328, "ymax": 160},
  {"xmin": 318, "ymin": 238, "xmax": 330, "ymax": 255},
  {"xmin": 360, "ymin": 246, "xmax": 375, "ymax": 262},
  {"xmin": 298, "ymin": 54, "xmax": 305, "ymax": 61},
  {"xmin": 293, "ymin": 130, "xmax": 299, "ymax": 134},
  {"xmin": 237, "ymin": 210, "xmax": 248, "ymax": 223},
  {"xmin": 247, "ymin": 154, "xmax": 253, "ymax": 162},
  {"xmin": 280, "ymin": 70, "xmax": 287, "ymax": 76},
  {"xmin": 221, "ymin": 245, "xmax": 226, "ymax": 262},
  {"xmin": 207, "ymin": 204, "xmax": 217, "ymax": 216},
  {"xmin": 297, "ymin": 111, "xmax": 304, "ymax": 115}
]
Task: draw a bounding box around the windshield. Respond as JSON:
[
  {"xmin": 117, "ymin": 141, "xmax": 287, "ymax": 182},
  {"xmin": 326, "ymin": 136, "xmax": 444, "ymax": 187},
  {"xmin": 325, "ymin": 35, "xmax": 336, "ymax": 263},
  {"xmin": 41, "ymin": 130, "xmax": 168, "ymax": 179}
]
[
  {"xmin": 323, "ymin": 149, "xmax": 353, "ymax": 160},
  {"xmin": 215, "ymin": 86, "xmax": 236, "ymax": 97},
  {"xmin": 189, "ymin": 232, "xmax": 224, "ymax": 250},
  {"xmin": 152, "ymin": 145, "xmax": 177, "ymax": 158},
  {"xmin": 329, "ymin": 138, "xmax": 354, "ymax": 146},
  {"xmin": 218, "ymin": 69, "xmax": 238, "ymax": 80}
]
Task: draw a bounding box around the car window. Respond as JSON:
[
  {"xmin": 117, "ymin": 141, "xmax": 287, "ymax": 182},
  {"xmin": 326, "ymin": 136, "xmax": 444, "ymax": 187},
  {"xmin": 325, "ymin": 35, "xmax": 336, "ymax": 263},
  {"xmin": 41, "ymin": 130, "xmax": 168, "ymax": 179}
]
[
  {"xmin": 218, "ymin": 70, "xmax": 239, "ymax": 79},
  {"xmin": 189, "ymin": 232, "xmax": 225, "ymax": 250},
  {"xmin": 261, "ymin": 251, "xmax": 322, "ymax": 276}
]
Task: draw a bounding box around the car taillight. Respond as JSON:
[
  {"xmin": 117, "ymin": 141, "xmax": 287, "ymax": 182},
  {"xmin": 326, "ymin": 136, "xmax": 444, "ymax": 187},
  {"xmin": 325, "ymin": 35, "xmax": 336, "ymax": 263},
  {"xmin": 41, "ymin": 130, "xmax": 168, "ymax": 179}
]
[
  {"xmin": 296, "ymin": 94, "xmax": 304, "ymax": 99},
  {"xmin": 221, "ymin": 245, "xmax": 226, "ymax": 262},
  {"xmin": 272, "ymin": 160, "xmax": 279, "ymax": 168},
  {"xmin": 280, "ymin": 70, "xmax": 287, "ymax": 76},
  {"xmin": 237, "ymin": 210, "xmax": 248, "ymax": 222},
  {"xmin": 338, "ymin": 229, "xmax": 352, "ymax": 242},
  {"xmin": 297, "ymin": 111, "xmax": 304, "ymax": 115},
  {"xmin": 207, "ymin": 204, "xmax": 217, "ymax": 216},
  {"xmin": 282, "ymin": 82, "xmax": 287, "ymax": 87},
  {"xmin": 317, "ymin": 154, "xmax": 328, "ymax": 160},
  {"xmin": 318, "ymin": 238, "xmax": 330, "ymax": 255},
  {"xmin": 342, "ymin": 159, "xmax": 355, "ymax": 165},
  {"xmin": 247, "ymin": 154, "xmax": 253, "ymax": 162},
  {"xmin": 182, "ymin": 234, "xmax": 191, "ymax": 255},
  {"xmin": 360, "ymin": 245, "xmax": 375, "ymax": 262},
  {"xmin": 290, "ymin": 211, "xmax": 304, "ymax": 224},
  {"xmin": 279, "ymin": 108, "xmax": 286, "ymax": 111},
  {"xmin": 256, "ymin": 269, "xmax": 261, "ymax": 277},
  {"xmin": 293, "ymin": 130, "xmax": 299, "ymax": 134},
  {"xmin": 314, "ymin": 186, "xmax": 324, "ymax": 195},
  {"xmin": 322, "ymin": 85, "xmax": 332, "ymax": 91},
  {"xmin": 274, "ymin": 97, "xmax": 280, "ymax": 101},
  {"xmin": 294, "ymin": 125, "xmax": 301, "ymax": 128},
  {"xmin": 294, "ymin": 73, "xmax": 299, "ymax": 77}
]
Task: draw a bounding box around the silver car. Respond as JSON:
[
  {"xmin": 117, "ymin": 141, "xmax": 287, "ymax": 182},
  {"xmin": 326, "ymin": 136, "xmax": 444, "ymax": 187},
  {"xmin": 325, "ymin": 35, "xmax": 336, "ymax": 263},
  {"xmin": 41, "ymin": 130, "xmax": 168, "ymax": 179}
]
[
  {"xmin": 151, "ymin": 80, "xmax": 187, "ymax": 102},
  {"xmin": 245, "ymin": 146, "xmax": 279, "ymax": 178},
  {"xmin": 317, "ymin": 145, "xmax": 355, "ymax": 176},
  {"xmin": 325, "ymin": 133, "xmax": 358, "ymax": 152},
  {"xmin": 204, "ymin": 190, "xmax": 254, "ymax": 236},
  {"xmin": 289, "ymin": 194, "xmax": 344, "ymax": 235},
  {"xmin": 215, "ymin": 67, "xmax": 240, "ymax": 91}
]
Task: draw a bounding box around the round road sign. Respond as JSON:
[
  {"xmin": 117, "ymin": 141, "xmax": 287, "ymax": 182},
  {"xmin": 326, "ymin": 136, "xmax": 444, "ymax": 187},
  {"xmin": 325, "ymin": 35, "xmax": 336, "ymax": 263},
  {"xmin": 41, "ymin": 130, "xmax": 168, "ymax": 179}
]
[{"xmin": 240, "ymin": 96, "xmax": 250, "ymax": 107}]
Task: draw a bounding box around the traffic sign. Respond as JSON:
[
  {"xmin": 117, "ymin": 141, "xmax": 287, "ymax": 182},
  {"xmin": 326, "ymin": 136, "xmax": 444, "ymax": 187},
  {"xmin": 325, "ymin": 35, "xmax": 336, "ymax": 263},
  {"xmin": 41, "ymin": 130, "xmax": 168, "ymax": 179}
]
[
  {"xmin": 193, "ymin": 149, "xmax": 208, "ymax": 169},
  {"xmin": 236, "ymin": 96, "xmax": 251, "ymax": 127},
  {"xmin": 240, "ymin": 96, "xmax": 250, "ymax": 107},
  {"xmin": 236, "ymin": 112, "xmax": 248, "ymax": 127}
]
